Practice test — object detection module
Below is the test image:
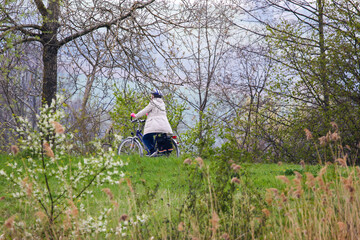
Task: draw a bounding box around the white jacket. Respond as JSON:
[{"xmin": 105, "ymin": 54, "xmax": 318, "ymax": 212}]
[{"xmin": 135, "ymin": 98, "xmax": 173, "ymax": 135}]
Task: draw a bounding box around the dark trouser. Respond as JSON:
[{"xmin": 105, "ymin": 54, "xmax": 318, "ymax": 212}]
[{"xmin": 143, "ymin": 133, "xmax": 157, "ymax": 153}]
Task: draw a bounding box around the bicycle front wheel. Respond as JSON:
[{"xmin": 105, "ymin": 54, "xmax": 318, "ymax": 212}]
[{"xmin": 117, "ymin": 137, "xmax": 144, "ymax": 156}]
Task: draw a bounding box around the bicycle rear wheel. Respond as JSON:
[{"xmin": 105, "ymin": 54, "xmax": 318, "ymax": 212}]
[
  {"xmin": 171, "ymin": 138, "xmax": 180, "ymax": 157},
  {"xmin": 117, "ymin": 137, "xmax": 143, "ymax": 156}
]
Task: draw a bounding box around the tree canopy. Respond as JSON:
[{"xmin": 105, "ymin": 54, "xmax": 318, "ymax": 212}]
[{"xmin": 1, "ymin": 0, "xmax": 360, "ymax": 163}]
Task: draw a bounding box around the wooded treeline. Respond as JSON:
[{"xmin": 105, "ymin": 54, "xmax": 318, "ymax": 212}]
[{"xmin": 1, "ymin": 0, "xmax": 359, "ymax": 164}]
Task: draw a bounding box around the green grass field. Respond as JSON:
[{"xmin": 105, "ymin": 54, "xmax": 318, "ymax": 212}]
[
  {"xmin": 0, "ymin": 153, "xmax": 317, "ymax": 221},
  {"xmin": 1, "ymin": 154, "xmax": 356, "ymax": 239}
]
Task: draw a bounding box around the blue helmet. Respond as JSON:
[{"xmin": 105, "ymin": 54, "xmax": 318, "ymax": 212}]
[{"xmin": 151, "ymin": 89, "xmax": 162, "ymax": 98}]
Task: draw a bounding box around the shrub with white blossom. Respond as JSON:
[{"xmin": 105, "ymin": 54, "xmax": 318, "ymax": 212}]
[{"xmin": 0, "ymin": 96, "xmax": 125, "ymax": 238}]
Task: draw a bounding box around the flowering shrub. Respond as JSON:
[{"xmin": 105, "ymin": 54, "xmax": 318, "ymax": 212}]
[{"xmin": 0, "ymin": 96, "xmax": 125, "ymax": 238}]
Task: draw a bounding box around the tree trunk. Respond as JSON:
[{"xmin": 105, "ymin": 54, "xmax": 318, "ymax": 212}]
[
  {"xmin": 40, "ymin": 0, "xmax": 60, "ymax": 106},
  {"xmin": 42, "ymin": 44, "xmax": 59, "ymax": 106},
  {"xmin": 317, "ymin": 0, "xmax": 329, "ymax": 116}
]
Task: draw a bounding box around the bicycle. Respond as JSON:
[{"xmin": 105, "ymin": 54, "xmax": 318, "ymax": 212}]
[{"xmin": 117, "ymin": 118, "xmax": 180, "ymax": 157}]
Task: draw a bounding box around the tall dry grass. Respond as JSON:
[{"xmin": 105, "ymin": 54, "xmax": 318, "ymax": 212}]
[
  {"xmin": 263, "ymin": 164, "xmax": 360, "ymax": 239},
  {"xmin": 262, "ymin": 125, "xmax": 360, "ymax": 239}
]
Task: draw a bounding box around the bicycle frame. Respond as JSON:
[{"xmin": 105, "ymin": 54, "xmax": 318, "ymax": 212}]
[{"xmin": 130, "ymin": 119, "xmax": 151, "ymax": 154}]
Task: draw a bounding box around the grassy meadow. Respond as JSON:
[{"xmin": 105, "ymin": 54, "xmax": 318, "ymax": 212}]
[
  {"xmin": 2, "ymin": 152, "xmax": 359, "ymax": 239},
  {"xmin": 0, "ymin": 154, "xmax": 301, "ymax": 221}
]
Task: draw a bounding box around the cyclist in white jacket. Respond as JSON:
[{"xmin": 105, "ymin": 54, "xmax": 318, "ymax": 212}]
[{"xmin": 130, "ymin": 89, "xmax": 173, "ymax": 156}]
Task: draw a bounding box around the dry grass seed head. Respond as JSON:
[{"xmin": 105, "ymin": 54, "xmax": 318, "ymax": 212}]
[
  {"xmin": 111, "ymin": 200, "xmax": 119, "ymax": 208},
  {"xmin": 265, "ymin": 194, "xmax": 273, "ymax": 205},
  {"xmin": 293, "ymin": 187, "xmax": 303, "ymax": 199},
  {"xmin": 276, "ymin": 175, "xmax": 291, "ymax": 185},
  {"xmin": 51, "ymin": 121, "xmax": 65, "ymax": 134},
  {"xmin": 125, "ymin": 178, "xmax": 134, "ymax": 193},
  {"xmin": 27, "ymin": 184, "xmax": 33, "ymax": 197},
  {"xmin": 336, "ymin": 158, "xmax": 347, "ymax": 167},
  {"xmin": 262, "ymin": 208, "xmax": 271, "ymax": 217},
  {"xmin": 250, "ymin": 205, "xmax": 256, "ymax": 212},
  {"xmin": 321, "ymin": 194, "xmax": 328, "ymax": 205},
  {"xmin": 221, "ymin": 233, "xmax": 230, "ymax": 240},
  {"xmin": 4, "ymin": 215, "xmax": 15, "ymax": 229},
  {"xmin": 330, "ymin": 132, "xmax": 340, "ymax": 142},
  {"xmin": 195, "ymin": 157, "xmax": 204, "ymax": 168},
  {"xmin": 231, "ymin": 164, "xmax": 241, "ymax": 171},
  {"xmin": 10, "ymin": 145, "xmax": 19, "ymax": 155},
  {"xmin": 266, "ymin": 188, "xmax": 278, "ymax": 204},
  {"xmin": 35, "ymin": 211, "xmax": 47, "ymax": 222},
  {"xmin": 120, "ymin": 214, "xmax": 128, "ymax": 222},
  {"xmin": 231, "ymin": 177, "xmax": 241, "ymax": 184},
  {"xmin": 337, "ymin": 222, "xmax": 346, "ymax": 232},
  {"xmin": 319, "ymin": 166, "xmax": 328, "ymax": 176},
  {"xmin": 183, "ymin": 158, "xmax": 192, "ymax": 165},
  {"xmin": 210, "ymin": 211, "xmax": 220, "ymax": 235},
  {"xmin": 305, "ymin": 172, "xmax": 316, "ymax": 187},
  {"xmin": 178, "ymin": 222, "xmax": 185, "ymax": 232},
  {"xmin": 43, "ymin": 142, "xmax": 55, "ymax": 158},
  {"xmin": 318, "ymin": 136, "xmax": 327, "ymax": 146},
  {"xmin": 321, "ymin": 182, "xmax": 333, "ymax": 196},
  {"xmin": 304, "ymin": 128, "xmax": 313, "ymax": 140},
  {"xmin": 21, "ymin": 177, "xmax": 33, "ymax": 197},
  {"xmin": 338, "ymin": 144, "xmax": 344, "ymax": 152},
  {"xmin": 102, "ymin": 188, "xmax": 114, "ymax": 200},
  {"xmin": 63, "ymin": 211, "xmax": 71, "ymax": 231},
  {"xmin": 342, "ymin": 174, "xmax": 355, "ymax": 194},
  {"xmin": 26, "ymin": 182, "xmax": 33, "ymax": 197},
  {"xmin": 326, "ymin": 131, "xmax": 332, "ymax": 141},
  {"xmin": 294, "ymin": 171, "xmax": 302, "ymax": 180},
  {"xmin": 280, "ymin": 192, "xmax": 287, "ymax": 203},
  {"xmin": 268, "ymin": 188, "xmax": 279, "ymax": 195},
  {"xmin": 316, "ymin": 176, "xmax": 326, "ymax": 191},
  {"xmin": 326, "ymin": 207, "xmax": 333, "ymax": 217},
  {"xmin": 67, "ymin": 200, "xmax": 78, "ymax": 217},
  {"xmin": 293, "ymin": 178, "xmax": 301, "ymax": 187},
  {"xmin": 356, "ymin": 167, "xmax": 360, "ymax": 178},
  {"xmin": 21, "ymin": 177, "xmax": 28, "ymax": 186},
  {"xmin": 300, "ymin": 160, "xmax": 305, "ymax": 168}
]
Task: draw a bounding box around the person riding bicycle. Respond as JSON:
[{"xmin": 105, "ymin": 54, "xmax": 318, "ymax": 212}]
[{"xmin": 130, "ymin": 89, "xmax": 173, "ymax": 157}]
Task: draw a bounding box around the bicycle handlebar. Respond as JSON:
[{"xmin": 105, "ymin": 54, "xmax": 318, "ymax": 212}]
[{"xmin": 131, "ymin": 118, "xmax": 145, "ymax": 123}]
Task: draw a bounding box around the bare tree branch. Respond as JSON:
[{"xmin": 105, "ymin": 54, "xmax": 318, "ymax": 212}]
[
  {"xmin": 58, "ymin": 0, "xmax": 155, "ymax": 46},
  {"xmin": 0, "ymin": 37, "xmax": 42, "ymax": 54}
]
